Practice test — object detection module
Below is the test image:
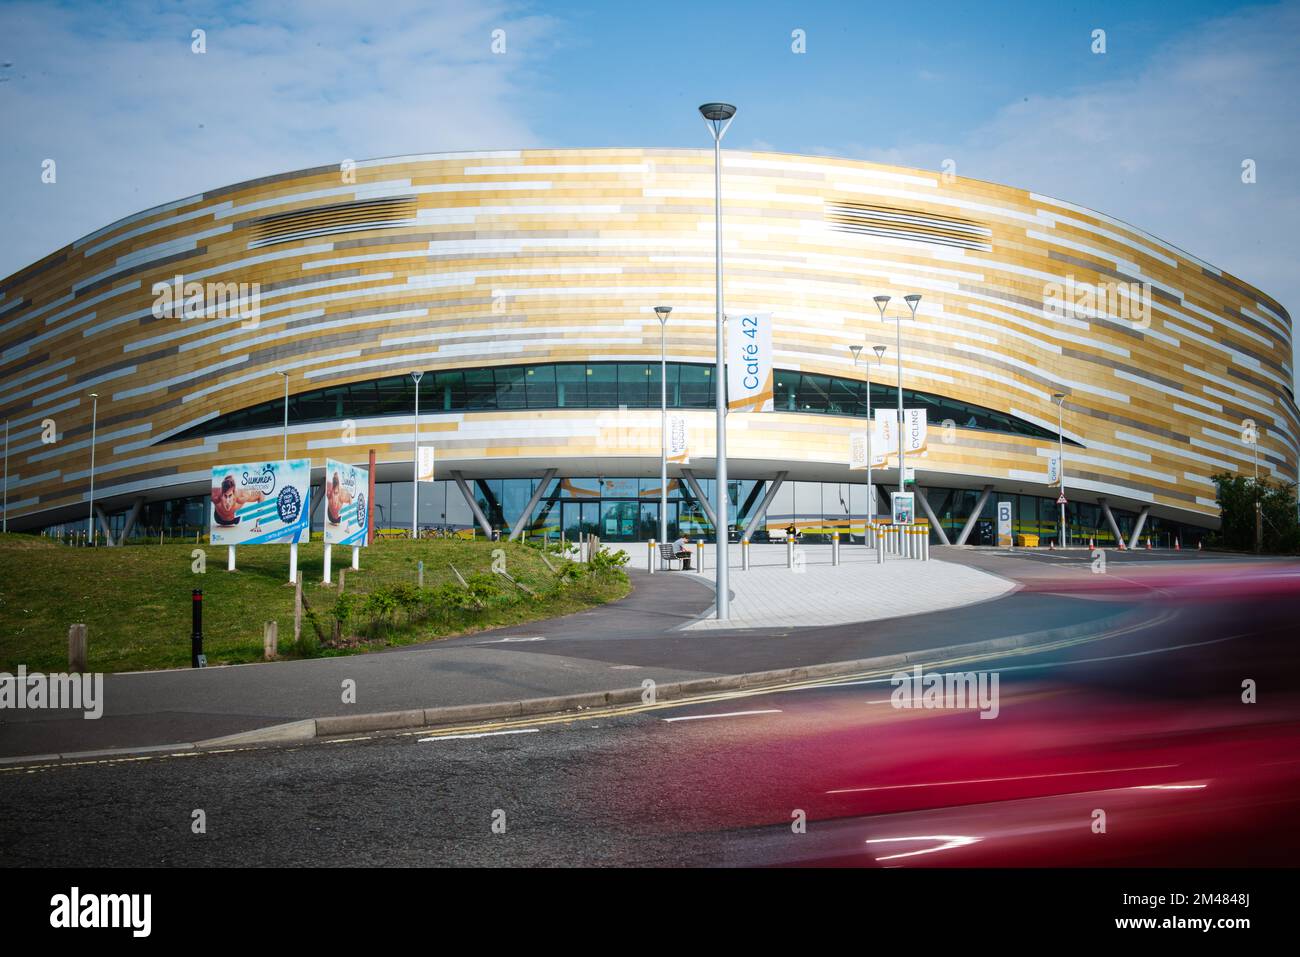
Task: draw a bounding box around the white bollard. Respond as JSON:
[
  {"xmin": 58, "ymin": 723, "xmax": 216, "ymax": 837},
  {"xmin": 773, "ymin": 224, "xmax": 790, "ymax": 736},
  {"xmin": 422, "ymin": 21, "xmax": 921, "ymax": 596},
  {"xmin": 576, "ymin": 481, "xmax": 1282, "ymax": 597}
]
[
  {"xmin": 832, "ymin": 532, "xmax": 840, "ymax": 566},
  {"xmin": 786, "ymin": 538, "xmax": 794, "ymax": 568},
  {"xmin": 323, "ymin": 542, "xmax": 333, "ymax": 584},
  {"xmin": 648, "ymin": 539, "xmax": 656, "ymax": 573},
  {"xmin": 288, "ymin": 542, "xmax": 298, "ymax": 584},
  {"xmin": 696, "ymin": 541, "xmax": 704, "ymax": 573},
  {"xmin": 876, "ymin": 525, "xmax": 884, "ymax": 564},
  {"xmin": 352, "ymin": 546, "xmax": 360, "ymax": 570},
  {"xmin": 227, "ymin": 545, "xmax": 236, "ymax": 572},
  {"xmin": 742, "ymin": 540, "xmax": 750, "ymax": 570}
]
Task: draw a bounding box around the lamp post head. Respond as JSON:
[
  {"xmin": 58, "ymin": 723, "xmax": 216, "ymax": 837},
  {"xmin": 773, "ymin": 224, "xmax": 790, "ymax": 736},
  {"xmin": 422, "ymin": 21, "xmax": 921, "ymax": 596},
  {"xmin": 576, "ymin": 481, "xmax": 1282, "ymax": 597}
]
[
  {"xmin": 1053, "ymin": 392, "xmax": 1066, "ymax": 404},
  {"xmin": 872, "ymin": 344, "xmax": 887, "ymax": 362},
  {"xmin": 873, "ymin": 294, "xmax": 891, "ymax": 319},
  {"xmin": 903, "ymin": 293, "xmax": 922, "ymax": 317},
  {"xmin": 699, "ymin": 102, "xmax": 737, "ymax": 142},
  {"xmin": 654, "ymin": 305, "xmax": 672, "ymax": 323},
  {"xmin": 698, "ymin": 102, "xmax": 737, "ymax": 122},
  {"xmin": 849, "ymin": 344, "xmax": 863, "ymax": 364},
  {"xmin": 411, "ymin": 370, "xmax": 424, "ymax": 384}
]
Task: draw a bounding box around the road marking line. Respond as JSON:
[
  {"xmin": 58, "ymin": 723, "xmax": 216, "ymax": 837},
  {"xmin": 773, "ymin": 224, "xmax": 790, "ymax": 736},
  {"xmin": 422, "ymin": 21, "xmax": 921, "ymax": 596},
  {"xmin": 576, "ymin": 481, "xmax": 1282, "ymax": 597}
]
[
  {"xmin": 418, "ymin": 728, "xmax": 540, "ymax": 742},
  {"xmin": 662, "ymin": 709, "xmax": 782, "ymax": 723}
]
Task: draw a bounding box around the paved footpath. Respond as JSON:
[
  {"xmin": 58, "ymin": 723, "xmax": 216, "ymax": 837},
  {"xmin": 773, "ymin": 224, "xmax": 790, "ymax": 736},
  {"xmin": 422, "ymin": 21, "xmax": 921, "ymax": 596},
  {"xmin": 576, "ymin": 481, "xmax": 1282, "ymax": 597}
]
[{"xmin": 0, "ymin": 547, "xmax": 1127, "ymax": 759}]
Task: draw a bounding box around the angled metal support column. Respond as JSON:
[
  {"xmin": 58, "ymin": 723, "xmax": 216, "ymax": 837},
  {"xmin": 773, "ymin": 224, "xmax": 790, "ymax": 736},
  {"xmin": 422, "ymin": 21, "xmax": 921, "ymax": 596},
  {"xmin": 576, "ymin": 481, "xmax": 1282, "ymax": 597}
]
[
  {"xmin": 451, "ymin": 470, "xmax": 494, "ymax": 538},
  {"xmin": 741, "ymin": 471, "xmax": 788, "ymax": 543},
  {"xmin": 915, "ymin": 487, "xmax": 950, "ymax": 545},
  {"xmin": 94, "ymin": 504, "xmax": 116, "ymax": 547},
  {"xmin": 508, "ymin": 469, "xmax": 557, "ymax": 541},
  {"xmin": 1098, "ymin": 498, "xmax": 1124, "ymax": 547},
  {"xmin": 679, "ymin": 468, "xmax": 717, "ymax": 529},
  {"xmin": 118, "ymin": 495, "xmax": 145, "ymax": 543},
  {"xmin": 1127, "ymin": 505, "xmax": 1152, "ymax": 551},
  {"xmin": 954, "ymin": 485, "xmax": 994, "ymax": 545}
]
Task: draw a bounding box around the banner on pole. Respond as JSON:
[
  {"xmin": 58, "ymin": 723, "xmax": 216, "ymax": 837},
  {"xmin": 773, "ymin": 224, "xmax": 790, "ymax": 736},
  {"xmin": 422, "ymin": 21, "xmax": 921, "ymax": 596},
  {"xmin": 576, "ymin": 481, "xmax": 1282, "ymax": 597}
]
[
  {"xmin": 1047, "ymin": 455, "xmax": 1061, "ymax": 486},
  {"xmin": 726, "ymin": 312, "xmax": 774, "ymax": 412},
  {"xmin": 417, "ymin": 445, "xmax": 436, "ymax": 483},
  {"xmin": 324, "ymin": 458, "xmax": 369, "ymax": 547},
  {"xmin": 876, "ymin": 408, "xmax": 929, "ymax": 455},
  {"xmin": 209, "ymin": 459, "xmax": 311, "ymax": 545},
  {"xmin": 849, "ymin": 422, "xmax": 888, "ymax": 470},
  {"xmin": 668, "ymin": 413, "xmax": 690, "ymax": 464}
]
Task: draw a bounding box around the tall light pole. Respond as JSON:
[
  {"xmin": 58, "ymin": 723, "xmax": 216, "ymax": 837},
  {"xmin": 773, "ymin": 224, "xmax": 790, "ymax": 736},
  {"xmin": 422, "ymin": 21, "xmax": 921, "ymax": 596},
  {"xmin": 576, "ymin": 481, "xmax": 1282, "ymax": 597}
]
[
  {"xmin": 875, "ymin": 295, "xmax": 920, "ymax": 499},
  {"xmin": 1249, "ymin": 424, "xmax": 1262, "ymax": 554},
  {"xmin": 655, "ymin": 305, "xmax": 672, "ymax": 546},
  {"xmin": 700, "ymin": 101, "xmax": 736, "ymax": 621},
  {"xmin": 278, "ymin": 371, "xmax": 290, "ymax": 460},
  {"xmin": 87, "ymin": 393, "xmax": 99, "ymax": 546},
  {"xmin": 850, "ymin": 343, "xmax": 887, "ymax": 537},
  {"xmin": 1053, "ymin": 392, "xmax": 1067, "ymax": 548},
  {"xmin": 411, "ymin": 370, "xmax": 423, "ymax": 539}
]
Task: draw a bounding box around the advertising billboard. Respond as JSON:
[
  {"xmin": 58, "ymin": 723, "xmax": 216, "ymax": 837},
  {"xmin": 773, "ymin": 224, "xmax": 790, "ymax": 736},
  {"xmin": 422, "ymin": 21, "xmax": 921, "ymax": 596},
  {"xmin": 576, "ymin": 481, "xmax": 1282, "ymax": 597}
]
[
  {"xmin": 997, "ymin": 500, "xmax": 1013, "ymax": 547},
  {"xmin": 209, "ymin": 459, "xmax": 311, "ymax": 545},
  {"xmin": 324, "ymin": 458, "xmax": 369, "ymax": 547},
  {"xmin": 668, "ymin": 413, "xmax": 690, "ymax": 464}
]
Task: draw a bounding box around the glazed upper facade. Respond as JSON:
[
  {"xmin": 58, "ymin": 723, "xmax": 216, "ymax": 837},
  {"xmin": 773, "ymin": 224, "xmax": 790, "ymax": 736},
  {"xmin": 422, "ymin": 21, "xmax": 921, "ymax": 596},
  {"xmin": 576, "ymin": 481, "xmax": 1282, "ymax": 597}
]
[{"xmin": 1, "ymin": 148, "xmax": 1295, "ymax": 530}]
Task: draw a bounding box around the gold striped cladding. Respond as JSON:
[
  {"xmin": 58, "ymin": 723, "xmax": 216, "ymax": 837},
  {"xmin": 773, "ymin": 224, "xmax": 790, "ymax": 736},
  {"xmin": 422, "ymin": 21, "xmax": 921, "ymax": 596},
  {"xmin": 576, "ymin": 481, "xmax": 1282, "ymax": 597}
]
[{"xmin": 0, "ymin": 148, "xmax": 1295, "ymax": 527}]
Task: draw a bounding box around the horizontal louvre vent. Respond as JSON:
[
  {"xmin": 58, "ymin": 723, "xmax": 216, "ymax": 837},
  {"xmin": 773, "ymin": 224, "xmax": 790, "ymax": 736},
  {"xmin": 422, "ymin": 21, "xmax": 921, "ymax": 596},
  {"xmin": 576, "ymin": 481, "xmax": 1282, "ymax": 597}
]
[
  {"xmin": 249, "ymin": 197, "xmax": 417, "ymax": 248},
  {"xmin": 825, "ymin": 201, "xmax": 991, "ymax": 251}
]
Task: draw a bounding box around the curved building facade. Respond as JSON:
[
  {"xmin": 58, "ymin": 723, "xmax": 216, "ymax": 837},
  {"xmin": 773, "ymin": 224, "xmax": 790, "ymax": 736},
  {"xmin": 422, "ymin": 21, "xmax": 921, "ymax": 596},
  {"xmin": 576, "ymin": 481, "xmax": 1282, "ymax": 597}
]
[{"xmin": 1, "ymin": 148, "xmax": 1296, "ymax": 545}]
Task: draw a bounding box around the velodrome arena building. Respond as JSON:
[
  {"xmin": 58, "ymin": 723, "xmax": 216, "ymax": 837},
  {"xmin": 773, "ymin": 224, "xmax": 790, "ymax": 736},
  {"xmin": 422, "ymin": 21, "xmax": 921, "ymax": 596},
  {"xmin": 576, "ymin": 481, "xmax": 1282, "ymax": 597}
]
[{"xmin": 1, "ymin": 148, "xmax": 1296, "ymax": 548}]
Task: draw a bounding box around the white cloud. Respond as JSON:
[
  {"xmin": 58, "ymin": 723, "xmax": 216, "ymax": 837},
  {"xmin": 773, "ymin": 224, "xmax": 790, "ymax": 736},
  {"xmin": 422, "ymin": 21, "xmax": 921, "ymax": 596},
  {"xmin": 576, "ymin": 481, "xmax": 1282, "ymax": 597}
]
[{"xmin": 0, "ymin": 0, "xmax": 553, "ymax": 277}]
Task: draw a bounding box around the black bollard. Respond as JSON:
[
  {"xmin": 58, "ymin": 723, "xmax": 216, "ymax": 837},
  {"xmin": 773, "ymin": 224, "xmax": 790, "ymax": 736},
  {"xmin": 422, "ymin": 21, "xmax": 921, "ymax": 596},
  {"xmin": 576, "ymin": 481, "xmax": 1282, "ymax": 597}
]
[{"xmin": 191, "ymin": 589, "xmax": 204, "ymax": 667}]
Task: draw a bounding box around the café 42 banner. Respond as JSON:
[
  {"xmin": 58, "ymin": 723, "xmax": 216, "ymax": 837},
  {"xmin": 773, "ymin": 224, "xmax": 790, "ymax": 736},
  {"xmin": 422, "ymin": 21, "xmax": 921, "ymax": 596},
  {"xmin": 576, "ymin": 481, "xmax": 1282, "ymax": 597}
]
[
  {"xmin": 727, "ymin": 312, "xmax": 773, "ymax": 413},
  {"xmin": 324, "ymin": 458, "xmax": 370, "ymax": 547},
  {"xmin": 209, "ymin": 459, "xmax": 312, "ymax": 545}
]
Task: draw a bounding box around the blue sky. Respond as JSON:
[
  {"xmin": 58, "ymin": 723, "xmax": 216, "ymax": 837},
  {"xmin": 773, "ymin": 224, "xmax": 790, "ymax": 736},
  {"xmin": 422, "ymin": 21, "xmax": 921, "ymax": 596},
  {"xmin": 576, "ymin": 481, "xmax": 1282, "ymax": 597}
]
[{"xmin": 1, "ymin": 0, "xmax": 1297, "ymax": 372}]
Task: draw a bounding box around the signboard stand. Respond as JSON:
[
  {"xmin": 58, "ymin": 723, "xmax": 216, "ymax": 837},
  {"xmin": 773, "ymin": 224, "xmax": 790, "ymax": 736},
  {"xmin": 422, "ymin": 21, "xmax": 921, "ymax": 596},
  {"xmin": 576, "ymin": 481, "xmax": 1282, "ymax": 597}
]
[
  {"xmin": 352, "ymin": 546, "xmax": 360, "ymax": 570},
  {"xmin": 227, "ymin": 545, "xmax": 235, "ymax": 572},
  {"xmin": 289, "ymin": 542, "xmax": 299, "ymax": 585},
  {"xmin": 323, "ymin": 542, "xmax": 333, "ymax": 584}
]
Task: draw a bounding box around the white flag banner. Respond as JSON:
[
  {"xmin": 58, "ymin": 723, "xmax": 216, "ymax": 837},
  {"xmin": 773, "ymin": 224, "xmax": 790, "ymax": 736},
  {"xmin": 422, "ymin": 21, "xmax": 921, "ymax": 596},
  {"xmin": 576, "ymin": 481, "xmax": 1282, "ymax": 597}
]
[
  {"xmin": 668, "ymin": 413, "xmax": 690, "ymax": 464},
  {"xmin": 849, "ymin": 422, "xmax": 887, "ymax": 470},
  {"xmin": 875, "ymin": 408, "xmax": 928, "ymax": 455},
  {"xmin": 1047, "ymin": 455, "xmax": 1061, "ymax": 486},
  {"xmin": 726, "ymin": 312, "xmax": 774, "ymax": 412},
  {"xmin": 417, "ymin": 445, "xmax": 436, "ymax": 483}
]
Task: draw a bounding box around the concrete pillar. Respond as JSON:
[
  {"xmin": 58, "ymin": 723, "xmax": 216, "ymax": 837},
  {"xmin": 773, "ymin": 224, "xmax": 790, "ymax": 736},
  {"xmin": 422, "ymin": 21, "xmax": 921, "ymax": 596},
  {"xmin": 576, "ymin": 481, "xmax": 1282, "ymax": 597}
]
[
  {"xmin": 741, "ymin": 471, "xmax": 789, "ymax": 543},
  {"xmin": 954, "ymin": 485, "xmax": 995, "ymax": 546},
  {"xmin": 1128, "ymin": 506, "xmax": 1152, "ymax": 551}
]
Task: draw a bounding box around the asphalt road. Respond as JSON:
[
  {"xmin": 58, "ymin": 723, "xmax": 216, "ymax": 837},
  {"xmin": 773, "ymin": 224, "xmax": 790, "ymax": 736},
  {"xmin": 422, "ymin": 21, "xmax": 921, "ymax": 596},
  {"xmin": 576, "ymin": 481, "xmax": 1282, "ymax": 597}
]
[{"xmin": 4, "ymin": 571, "xmax": 1297, "ymax": 867}]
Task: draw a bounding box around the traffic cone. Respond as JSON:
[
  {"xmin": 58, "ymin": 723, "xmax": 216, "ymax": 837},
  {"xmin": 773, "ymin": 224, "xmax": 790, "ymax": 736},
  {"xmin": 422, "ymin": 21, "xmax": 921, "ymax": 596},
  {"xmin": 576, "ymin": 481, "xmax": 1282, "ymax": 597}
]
[
  {"xmin": 1197, "ymin": 540, "xmax": 1202, "ymax": 551},
  {"xmin": 1048, "ymin": 539, "xmax": 1055, "ymax": 551},
  {"xmin": 1089, "ymin": 536, "xmax": 1094, "ymax": 549},
  {"xmin": 1146, "ymin": 538, "xmax": 1151, "ymax": 550},
  {"xmin": 1175, "ymin": 538, "xmax": 1181, "ymax": 551}
]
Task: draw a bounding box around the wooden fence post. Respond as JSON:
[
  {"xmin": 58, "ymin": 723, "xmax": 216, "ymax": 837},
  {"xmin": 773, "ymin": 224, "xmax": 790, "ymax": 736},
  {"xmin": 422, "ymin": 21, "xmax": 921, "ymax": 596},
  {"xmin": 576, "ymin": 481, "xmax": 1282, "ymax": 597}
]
[{"xmin": 68, "ymin": 623, "xmax": 88, "ymax": 672}]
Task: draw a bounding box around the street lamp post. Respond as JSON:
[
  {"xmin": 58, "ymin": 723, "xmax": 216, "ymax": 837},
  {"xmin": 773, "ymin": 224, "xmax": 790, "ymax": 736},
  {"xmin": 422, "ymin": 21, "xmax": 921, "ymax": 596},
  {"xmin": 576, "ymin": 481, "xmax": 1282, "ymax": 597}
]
[
  {"xmin": 875, "ymin": 295, "xmax": 920, "ymax": 501},
  {"xmin": 850, "ymin": 343, "xmax": 887, "ymax": 539},
  {"xmin": 87, "ymin": 393, "xmax": 99, "ymax": 546},
  {"xmin": 655, "ymin": 306, "xmax": 672, "ymax": 548},
  {"xmin": 411, "ymin": 370, "xmax": 423, "ymax": 539},
  {"xmin": 1053, "ymin": 392, "xmax": 1067, "ymax": 548},
  {"xmin": 279, "ymin": 371, "xmax": 289, "ymax": 460},
  {"xmin": 700, "ymin": 101, "xmax": 736, "ymax": 621}
]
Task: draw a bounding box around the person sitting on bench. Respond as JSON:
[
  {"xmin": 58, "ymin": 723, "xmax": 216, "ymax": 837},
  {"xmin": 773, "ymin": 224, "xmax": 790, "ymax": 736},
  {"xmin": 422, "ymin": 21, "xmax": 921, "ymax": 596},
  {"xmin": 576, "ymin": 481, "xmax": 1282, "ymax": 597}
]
[{"xmin": 673, "ymin": 534, "xmax": 692, "ymax": 570}]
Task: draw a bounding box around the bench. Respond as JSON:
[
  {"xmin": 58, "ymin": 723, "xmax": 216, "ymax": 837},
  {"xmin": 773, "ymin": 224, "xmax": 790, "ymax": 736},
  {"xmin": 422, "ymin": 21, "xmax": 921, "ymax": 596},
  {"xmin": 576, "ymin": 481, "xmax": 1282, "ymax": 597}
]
[{"xmin": 658, "ymin": 542, "xmax": 690, "ymax": 570}]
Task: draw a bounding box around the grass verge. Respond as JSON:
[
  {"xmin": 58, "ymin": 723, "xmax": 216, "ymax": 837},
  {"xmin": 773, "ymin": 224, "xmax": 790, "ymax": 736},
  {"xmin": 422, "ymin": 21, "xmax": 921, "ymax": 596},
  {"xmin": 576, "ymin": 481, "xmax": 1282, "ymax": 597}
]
[{"xmin": 0, "ymin": 533, "xmax": 629, "ymax": 673}]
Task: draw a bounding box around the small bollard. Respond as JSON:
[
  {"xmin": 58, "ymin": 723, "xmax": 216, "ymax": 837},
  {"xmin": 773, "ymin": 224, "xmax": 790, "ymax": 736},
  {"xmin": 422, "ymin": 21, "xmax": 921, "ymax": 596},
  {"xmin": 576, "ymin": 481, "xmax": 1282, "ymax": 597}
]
[
  {"xmin": 832, "ymin": 532, "xmax": 840, "ymax": 566},
  {"xmin": 786, "ymin": 537, "xmax": 794, "ymax": 568},
  {"xmin": 263, "ymin": 620, "xmax": 278, "ymax": 660},
  {"xmin": 68, "ymin": 623, "xmax": 88, "ymax": 673},
  {"xmin": 191, "ymin": 589, "xmax": 204, "ymax": 668},
  {"xmin": 742, "ymin": 539, "xmax": 750, "ymax": 570},
  {"xmin": 417, "ymin": 560, "xmax": 424, "ymax": 588},
  {"xmin": 695, "ymin": 541, "xmax": 704, "ymax": 573},
  {"xmin": 876, "ymin": 525, "xmax": 885, "ymax": 564},
  {"xmin": 648, "ymin": 539, "xmax": 656, "ymax": 574}
]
